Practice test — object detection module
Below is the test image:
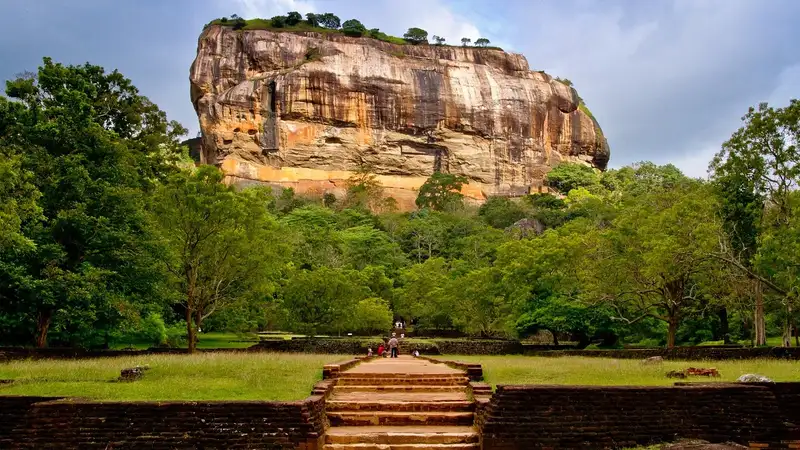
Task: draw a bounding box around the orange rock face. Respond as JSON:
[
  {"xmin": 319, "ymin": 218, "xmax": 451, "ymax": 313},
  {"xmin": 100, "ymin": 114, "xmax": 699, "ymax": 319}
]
[{"xmin": 190, "ymin": 26, "xmax": 609, "ymax": 208}]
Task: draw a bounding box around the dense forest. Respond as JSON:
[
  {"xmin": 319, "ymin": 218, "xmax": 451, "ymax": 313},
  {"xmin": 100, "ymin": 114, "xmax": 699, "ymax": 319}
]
[{"xmin": 1, "ymin": 59, "xmax": 798, "ymax": 352}]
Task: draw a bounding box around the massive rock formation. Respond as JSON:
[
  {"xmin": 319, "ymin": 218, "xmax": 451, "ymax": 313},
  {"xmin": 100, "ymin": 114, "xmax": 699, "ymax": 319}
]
[{"xmin": 190, "ymin": 25, "xmax": 609, "ymax": 209}]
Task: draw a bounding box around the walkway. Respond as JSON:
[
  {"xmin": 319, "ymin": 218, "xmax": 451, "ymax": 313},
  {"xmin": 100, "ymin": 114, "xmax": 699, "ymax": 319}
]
[{"xmin": 323, "ymin": 356, "xmax": 479, "ymax": 449}]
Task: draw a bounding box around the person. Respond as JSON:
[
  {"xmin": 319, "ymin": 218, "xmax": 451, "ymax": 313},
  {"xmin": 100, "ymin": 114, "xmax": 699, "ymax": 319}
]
[
  {"xmin": 388, "ymin": 336, "xmax": 399, "ymax": 358},
  {"xmin": 377, "ymin": 344, "xmax": 385, "ymax": 357},
  {"xmin": 367, "ymin": 347, "xmax": 373, "ymax": 357},
  {"xmin": 413, "ymin": 350, "xmax": 420, "ymax": 357}
]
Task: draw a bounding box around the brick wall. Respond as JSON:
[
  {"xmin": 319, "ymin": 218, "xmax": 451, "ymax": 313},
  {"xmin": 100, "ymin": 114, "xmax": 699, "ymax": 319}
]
[
  {"xmin": 0, "ymin": 396, "xmax": 328, "ymax": 449},
  {"xmin": 479, "ymin": 384, "xmax": 791, "ymax": 449},
  {"xmin": 524, "ymin": 346, "xmax": 800, "ymax": 360}
]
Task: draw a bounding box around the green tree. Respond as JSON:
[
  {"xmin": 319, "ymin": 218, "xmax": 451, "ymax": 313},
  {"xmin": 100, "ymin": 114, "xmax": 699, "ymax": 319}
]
[
  {"xmin": 478, "ymin": 196, "xmax": 527, "ymax": 229},
  {"xmin": 475, "ymin": 38, "xmax": 490, "ymax": 47},
  {"xmin": 0, "ymin": 58, "xmax": 185, "ymax": 347},
  {"xmin": 710, "ymin": 100, "xmax": 800, "ymax": 346},
  {"xmin": 590, "ymin": 182, "xmax": 721, "ymax": 348},
  {"xmin": 342, "ymin": 19, "xmax": 367, "ymax": 37},
  {"xmin": 305, "ymin": 13, "xmax": 319, "ymax": 27},
  {"xmin": 150, "ymin": 166, "xmax": 285, "ymax": 352},
  {"xmin": 461, "ymin": 37, "xmax": 471, "ymax": 46},
  {"xmin": 415, "ymin": 172, "xmax": 469, "ymax": 211},
  {"xmin": 545, "ymin": 163, "xmax": 600, "ymax": 194},
  {"xmin": 432, "ymin": 35, "xmax": 446, "ymax": 45},
  {"xmin": 281, "ymin": 267, "xmax": 369, "ymax": 335},
  {"xmin": 351, "ymin": 297, "xmax": 393, "ymax": 335},
  {"xmin": 395, "ymin": 258, "xmax": 456, "ymax": 330},
  {"xmin": 404, "ymin": 27, "xmax": 429, "ymax": 45},
  {"xmin": 270, "ymin": 15, "xmax": 286, "ymax": 28},
  {"xmin": 318, "ymin": 13, "xmax": 341, "ymax": 29},
  {"xmin": 286, "ymin": 11, "xmax": 302, "ymax": 26}
]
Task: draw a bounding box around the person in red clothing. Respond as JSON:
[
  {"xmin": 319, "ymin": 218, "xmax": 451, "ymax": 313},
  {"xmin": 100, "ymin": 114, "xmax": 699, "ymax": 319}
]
[{"xmin": 377, "ymin": 343, "xmax": 385, "ymax": 357}]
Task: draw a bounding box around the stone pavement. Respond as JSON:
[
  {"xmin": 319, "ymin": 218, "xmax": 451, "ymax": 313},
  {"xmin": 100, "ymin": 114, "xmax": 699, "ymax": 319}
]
[{"xmin": 323, "ymin": 355, "xmax": 479, "ymax": 449}]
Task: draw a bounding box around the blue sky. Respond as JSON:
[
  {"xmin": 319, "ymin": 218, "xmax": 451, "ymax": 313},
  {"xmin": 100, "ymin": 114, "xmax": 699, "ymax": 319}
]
[{"xmin": 1, "ymin": 0, "xmax": 798, "ymax": 177}]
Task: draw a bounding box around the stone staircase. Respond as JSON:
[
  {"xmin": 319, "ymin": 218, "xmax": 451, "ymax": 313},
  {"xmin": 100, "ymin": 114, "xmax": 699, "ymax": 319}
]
[{"xmin": 323, "ymin": 357, "xmax": 479, "ymax": 449}]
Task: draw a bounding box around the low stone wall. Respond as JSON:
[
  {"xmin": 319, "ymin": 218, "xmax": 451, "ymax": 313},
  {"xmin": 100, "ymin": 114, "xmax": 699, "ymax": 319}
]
[
  {"xmin": 479, "ymin": 383, "xmax": 796, "ymax": 449},
  {"xmin": 0, "ymin": 394, "xmax": 330, "ymax": 449},
  {"xmin": 524, "ymin": 346, "xmax": 800, "ymax": 360},
  {"xmin": 416, "ymin": 356, "xmax": 483, "ymax": 381}
]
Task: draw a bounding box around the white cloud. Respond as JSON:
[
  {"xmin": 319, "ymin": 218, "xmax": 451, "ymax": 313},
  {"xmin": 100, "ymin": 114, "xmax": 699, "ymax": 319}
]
[{"xmin": 503, "ymin": 0, "xmax": 800, "ymax": 170}]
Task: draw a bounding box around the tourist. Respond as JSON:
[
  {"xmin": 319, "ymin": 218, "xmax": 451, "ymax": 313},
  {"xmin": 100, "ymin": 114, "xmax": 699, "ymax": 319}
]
[
  {"xmin": 377, "ymin": 343, "xmax": 385, "ymax": 357},
  {"xmin": 413, "ymin": 350, "xmax": 420, "ymax": 357},
  {"xmin": 388, "ymin": 336, "xmax": 399, "ymax": 358},
  {"xmin": 367, "ymin": 347, "xmax": 373, "ymax": 357}
]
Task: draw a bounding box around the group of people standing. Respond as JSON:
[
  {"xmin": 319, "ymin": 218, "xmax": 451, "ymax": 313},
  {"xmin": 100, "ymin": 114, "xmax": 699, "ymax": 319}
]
[{"xmin": 368, "ymin": 332, "xmax": 421, "ymax": 358}]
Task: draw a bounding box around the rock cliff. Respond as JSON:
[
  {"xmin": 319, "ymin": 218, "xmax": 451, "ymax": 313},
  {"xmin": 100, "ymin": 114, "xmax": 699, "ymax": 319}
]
[{"xmin": 190, "ymin": 25, "xmax": 609, "ymax": 208}]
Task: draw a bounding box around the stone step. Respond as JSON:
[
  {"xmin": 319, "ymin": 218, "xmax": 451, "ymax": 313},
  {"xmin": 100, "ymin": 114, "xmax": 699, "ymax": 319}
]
[
  {"xmin": 334, "ymin": 385, "xmax": 467, "ymax": 393},
  {"xmin": 323, "ymin": 444, "xmax": 479, "ymax": 450},
  {"xmin": 339, "ymin": 372, "xmax": 466, "ymax": 380},
  {"xmin": 337, "ymin": 377, "xmax": 470, "ymax": 386},
  {"xmin": 327, "ymin": 411, "xmax": 475, "ymax": 427},
  {"xmin": 326, "ymin": 400, "xmax": 474, "ymax": 412},
  {"xmin": 325, "ymin": 426, "xmax": 479, "ymax": 445}
]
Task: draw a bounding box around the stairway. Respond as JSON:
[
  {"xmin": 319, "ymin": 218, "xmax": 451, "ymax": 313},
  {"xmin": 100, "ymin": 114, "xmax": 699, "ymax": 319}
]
[{"xmin": 323, "ymin": 357, "xmax": 479, "ymax": 450}]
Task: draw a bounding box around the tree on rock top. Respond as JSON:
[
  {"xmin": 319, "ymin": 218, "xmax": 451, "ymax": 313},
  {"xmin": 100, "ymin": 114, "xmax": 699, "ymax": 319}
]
[
  {"xmin": 404, "ymin": 27, "xmax": 429, "ymax": 45},
  {"xmin": 415, "ymin": 172, "xmax": 469, "ymax": 211},
  {"xmin": 317, "ymin": 13, "xmax": 341, "ymax": 29},
  {"xmin": 475, "ymin": 37, "xmax": 491, "ymax": 47},
  {"xmin": 342, "ymin": 19, "xmax": 367, "ymax": 37},
  {"xmin": 286, "ymin": 11, "xmax": 302, "ymax": 26}
]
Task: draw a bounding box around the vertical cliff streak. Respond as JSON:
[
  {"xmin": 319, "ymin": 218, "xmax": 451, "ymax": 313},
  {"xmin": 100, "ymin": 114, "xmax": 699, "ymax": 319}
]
[{"xmin": 190, "ymin": 26, "xmax": 610, "ymax": 209}]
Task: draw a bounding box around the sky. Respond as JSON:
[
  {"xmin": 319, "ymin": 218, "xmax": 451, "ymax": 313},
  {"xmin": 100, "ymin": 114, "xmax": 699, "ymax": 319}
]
[{"xmin": 1, "ymin": 0, "xmax": 798, "ymax": 177}]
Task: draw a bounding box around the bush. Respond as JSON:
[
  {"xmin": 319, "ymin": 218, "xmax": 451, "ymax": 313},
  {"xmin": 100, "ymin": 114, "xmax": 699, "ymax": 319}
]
[
  {"xmin": 351, "ymin": 298, "xmax": 393, "ymax": 335},
  {"xmin": 270, "ymin": 15, "xmax": 286, "ymax": 28},
  {"xmin": 342, "ymin": 19, "xmax": 367, "ymax": 37}
]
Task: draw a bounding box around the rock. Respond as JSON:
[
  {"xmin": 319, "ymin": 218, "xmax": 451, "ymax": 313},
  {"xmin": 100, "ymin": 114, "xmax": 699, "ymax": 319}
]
[
  {"xmin": 190, "ymin": 26, "xmax": 610, "ymax": 210},
  {"xmin": 687, "ymin": 367, "xmax": 720, "ymax": 377},
  {"xmin": 641, "ymin": 356, "xmax": 664, "ymax": 365},
  {"xmin": 737, "ymin": 373, "xmax": 773, "ymax": 383},
  {"xmin": 666, "ymin": 370, "xmax": 687, "ymax": 379},
  {"xmin": 118, "ymin": 366, "xmax": 150, "ymax": 382}
]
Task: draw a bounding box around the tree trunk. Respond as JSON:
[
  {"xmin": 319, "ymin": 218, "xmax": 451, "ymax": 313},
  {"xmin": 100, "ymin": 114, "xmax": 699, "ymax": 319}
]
[
  {"xmin": 717, "ymin": 307, "xmax": 730, "ymax": 344},
  {"xmin": 754, "ymin": 280, "xmax": 766, "ymax": 346},
  {"xmin": 186, "ymin": 306, "xmax": 196, "ymax": 354},
  {"xmin": 35, "ymin": 310, "xmax": 52, "ymax": 348},
  {"xmin": 666, "ymin": 317, "xmax": 678, "ymax": 349},
  {"xmin": 783, "ymin": 302, "xmax": 792, "ymax": 348}
]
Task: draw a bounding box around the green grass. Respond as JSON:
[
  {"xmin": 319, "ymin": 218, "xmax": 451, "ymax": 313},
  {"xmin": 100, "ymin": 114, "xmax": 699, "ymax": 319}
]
[
  {"xmin": 438, "ymin": 355, "xmax": 800, "ymax": 388},
  {"xmin": 0, "ymin": 353, "xmax": 341, "ymax": 401}
]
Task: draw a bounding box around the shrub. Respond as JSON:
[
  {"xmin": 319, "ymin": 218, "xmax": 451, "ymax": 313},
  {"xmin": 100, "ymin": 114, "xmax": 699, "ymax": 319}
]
[
  {"xmin": 342, "ymin": 19, "xmax": 367, "ymax": 37},
  {"xmin": 475, "ymin": 37, "xmax": 490, "ymax": 47},
  {"xmin": 318, "ymin": 12, "xmax": 341, "ymax": 29},
  {"xmin": 305, "ymin": 13, "xmax": 319, "ymax": 27},
  {"xmin": 270, "ymin": 15, "xmax": 286, "ymax": 28}
]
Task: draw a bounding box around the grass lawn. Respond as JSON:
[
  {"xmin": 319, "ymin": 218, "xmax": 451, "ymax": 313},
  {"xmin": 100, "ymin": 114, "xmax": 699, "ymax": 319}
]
[
  {"xmin": 0, "ymin": 352, "xmax": 342, "ymax": 401},
  {"xmin": 439, "ymin": 355, "xmax": 800, "ymax": 387}
]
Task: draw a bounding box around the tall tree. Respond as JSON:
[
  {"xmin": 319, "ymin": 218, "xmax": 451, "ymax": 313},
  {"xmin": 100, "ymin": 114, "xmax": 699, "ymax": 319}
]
[
  {"xmin": 590, "ymin": 182, "xmax": 721, "ymax": 348},
  {"xmin": 710, "ymin": 100, "xmax": 800, "ymax": 345},
  {"xmin": 403, "ymin": 28, "xmax": 429, "ymax": 45},
  {"xmin": 415, "ymin": 172, "xmax": 468, "ymax": 211},
  {"xmin": 0, "ymin": 58, "xmax": 185, "ymax": 347},
  {"xmin": 150, "ymin": 166, "xmax": 286, "ymax": 352}
]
